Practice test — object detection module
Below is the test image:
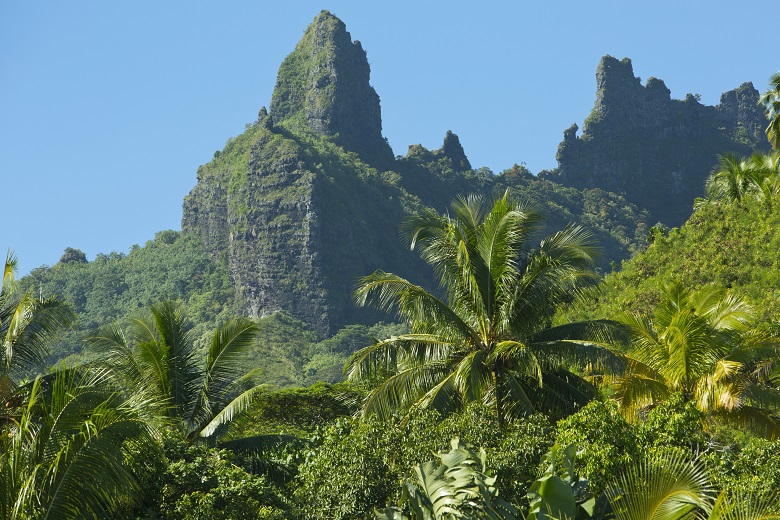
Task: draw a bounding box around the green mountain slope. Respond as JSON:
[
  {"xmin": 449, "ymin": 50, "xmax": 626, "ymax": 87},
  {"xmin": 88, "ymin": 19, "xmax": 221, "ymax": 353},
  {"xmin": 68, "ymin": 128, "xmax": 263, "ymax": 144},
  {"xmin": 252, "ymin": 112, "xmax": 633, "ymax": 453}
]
[{"xmin": 566, "ymin": 198, "xmax": 780, "ymax": 328}]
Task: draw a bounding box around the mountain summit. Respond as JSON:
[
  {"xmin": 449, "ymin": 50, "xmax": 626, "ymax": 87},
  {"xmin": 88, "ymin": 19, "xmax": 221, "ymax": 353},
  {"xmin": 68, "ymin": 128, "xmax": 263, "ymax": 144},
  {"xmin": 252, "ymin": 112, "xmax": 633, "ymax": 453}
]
[
  {"xmin": 182, "ymin": 12, "xmax": 423, "ymax": 335},
  {"xmin": 546, "ymin": 56, "xmax": 768, "ymax": 226},
  {"xmin": 269, "ymin": 11, "xmax": 393, "ymax": 167}
]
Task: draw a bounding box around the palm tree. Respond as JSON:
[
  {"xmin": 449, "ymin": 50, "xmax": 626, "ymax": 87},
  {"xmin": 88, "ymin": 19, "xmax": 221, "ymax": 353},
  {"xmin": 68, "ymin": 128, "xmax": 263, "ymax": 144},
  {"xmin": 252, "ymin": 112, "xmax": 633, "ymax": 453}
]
[
  {"xmin": 748, "ymin": 152, "xmax": 780, "ymax": 207},
  {"xmin": 347, "ymin": 190, "xmax": 618, "ymax": 425},
  {"xmin": 88, "ymin": 301, "xmax": 264, "ymax": 441},
  {"xmin": 610, "ymin": 283, "xmax": 780, "ymax": 436},
  {"xmin": 606, "ymin": 450, "xmax": 780, "ymax": 520},
  {"xmin": 760, "ymin": 71, "xmax": 780, "ymax": 150},
  {"xmin": 701, "ymin": 152, "xmax": 780, "ymax": 208},
  {"xmin": 0, "ymin": 367, "xmax": 155, "ymax": 519},
  {"xmin": 704, "ymin": 154, "xmax": 755, "ymax": 204},
  {"xmin": 0, "ymin": 250, "xmax": 71, "ymax": 381}
]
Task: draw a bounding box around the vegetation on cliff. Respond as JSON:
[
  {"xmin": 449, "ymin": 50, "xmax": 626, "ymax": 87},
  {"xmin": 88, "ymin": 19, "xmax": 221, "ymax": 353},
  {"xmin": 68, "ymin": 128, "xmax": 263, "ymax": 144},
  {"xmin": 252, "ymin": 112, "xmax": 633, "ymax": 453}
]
[
  {"xmin": 547, "ymin": 56, "xmax": 770, "ymax": 227},
  {"xmin": 5, "ymin": 12, "xmax": 780, "ymax": 520}
]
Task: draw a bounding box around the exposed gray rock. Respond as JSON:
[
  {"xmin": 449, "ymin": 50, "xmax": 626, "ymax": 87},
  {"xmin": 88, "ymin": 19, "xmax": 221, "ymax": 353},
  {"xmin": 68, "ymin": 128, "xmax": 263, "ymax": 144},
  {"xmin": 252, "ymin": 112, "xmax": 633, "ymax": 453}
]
[
  {"xmin": 545, "ymin": 56, "xmax": 769, "ymax": 225},
  {"xmin": 269, "ymin": 10, "xmax": 394, "ymax": 168}
]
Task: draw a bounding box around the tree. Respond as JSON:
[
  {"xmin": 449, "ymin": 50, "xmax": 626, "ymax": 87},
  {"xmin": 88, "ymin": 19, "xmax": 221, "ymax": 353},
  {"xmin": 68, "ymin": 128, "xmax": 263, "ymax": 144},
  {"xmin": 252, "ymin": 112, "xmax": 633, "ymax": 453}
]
[
  {"xmin": 704, "ymin": 154, "xmax": 756, "ymax": 204},
  {"xmin": 701, "ymin": 153, "xmax": 780, "ymax": 208},
  {"xmin": 88, "ymin": 301, "xmax": 264, "ymax": 441},
  {"xmin": 0, "ymin": 368, "xmax": 155, "ymax": 519},
  {"xmin": 347, "ymin": 190, "xmax": 618, "ymax": 425},
  {"xmin": 606, "ymin": 450, "xmax": 780, "ymax": 520},
  {"xmin": 57, "ymin": 247, "xmax": 88, "ymax": 264},
  {"xmin": 609, "ymin": 283, "xmax": 780, "ymax": 436},
  {"xmin": 0, "ymin": 250, "xmax": 71, "ymax": 382},
  {"xmin": 760, "ymin": 71, "xmax": 780, "ymax": 150}
]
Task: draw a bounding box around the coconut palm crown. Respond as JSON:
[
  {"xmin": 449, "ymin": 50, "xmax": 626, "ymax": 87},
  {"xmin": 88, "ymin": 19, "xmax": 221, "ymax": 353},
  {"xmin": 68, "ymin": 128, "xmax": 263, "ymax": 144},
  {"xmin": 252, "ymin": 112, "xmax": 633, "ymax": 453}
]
[
  {"xmin": 347, "ymin": 190, "xmax": 618, "ymax": 424},
  {"xmin": 1, "ymin": 250, "xmax": 72, "ymax": 381},
  {"xmin": 760, "ymin": 71, "xmax": 780, "ymax": 150},
  {"xmin": 611, "ymin": 283, "xmax": 780, "ymax": 436},
  {"xmin": 89, "ymin": 301, "xmax": 263, "ymax": 441},
  {"xmin": 700, "ymin": 152, "xmax": 780, "ymax": 208}
]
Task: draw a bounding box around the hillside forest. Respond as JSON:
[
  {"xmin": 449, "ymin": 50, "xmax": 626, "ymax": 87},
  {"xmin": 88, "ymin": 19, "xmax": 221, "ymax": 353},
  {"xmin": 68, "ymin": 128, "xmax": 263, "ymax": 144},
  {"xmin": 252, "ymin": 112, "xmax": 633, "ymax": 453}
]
[{"xmin": 4, "ymin": 11, "xmax": 780, "ymax": 520}]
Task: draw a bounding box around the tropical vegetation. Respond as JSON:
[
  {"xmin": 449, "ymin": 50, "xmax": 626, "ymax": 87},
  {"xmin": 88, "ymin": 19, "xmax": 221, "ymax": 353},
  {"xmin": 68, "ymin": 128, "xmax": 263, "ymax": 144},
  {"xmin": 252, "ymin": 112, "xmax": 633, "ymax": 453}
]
[
  {"xmin": 347, "ymin": 190, "xmax": 617, "ymax": 424},
  {"xmin": 607, "ymin": 282, "xmax": 780, "ymax": 435},
  {"xmin": 5, "ymin": 55, "xmax": 780, "ymax": 520},
  {"xmin": 87, "ymin": 301, "xmax": 264, "ymax": 441},
  {"xmin": 761, "ymin": 71, "xmax": 780, "ymax": 150}
]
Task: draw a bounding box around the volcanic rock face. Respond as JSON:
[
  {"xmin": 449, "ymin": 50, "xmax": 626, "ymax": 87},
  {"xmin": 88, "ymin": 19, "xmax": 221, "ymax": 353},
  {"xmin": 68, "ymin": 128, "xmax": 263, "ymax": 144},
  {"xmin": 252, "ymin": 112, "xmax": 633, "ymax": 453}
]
[
  {"xmin": 182, "ymin": 18, "xmax": 761, "ymax": 336},
  {"xmin": 182, "ymin": 12, "xmax": 421, "ymax": 336},
  {"xmin": 547, "ymin": 56, "xmax": 768, "ymax": 225},
  {"xmin": 269, "ymin": 10, "xmax": 394, "ymax": 168}
]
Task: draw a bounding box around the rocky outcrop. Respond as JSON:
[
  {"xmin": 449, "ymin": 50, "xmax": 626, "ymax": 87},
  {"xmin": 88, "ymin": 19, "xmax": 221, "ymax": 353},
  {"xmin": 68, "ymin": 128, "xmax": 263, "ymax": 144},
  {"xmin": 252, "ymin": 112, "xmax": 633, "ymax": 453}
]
[
  {"xmin": 182, "ymin": 12, "xmax": 427, "ymax": 336},
  {"xmin": 546, "ymin": 56, "xmax": 769, "ymax": 225},
  {"xmin": 441, "ymin": 130, "xmax": 472, "ymax": 171},
  {"xmin": 182, "ymin": 115, "xmax": 329, "ymax": 331},
  {"xmin": 395, "ymin": 130, "xmax": 479, "ymax": 211},
  {"xmin": 269, "ymin": 10, "xmax": 394, "ymax": 168}
]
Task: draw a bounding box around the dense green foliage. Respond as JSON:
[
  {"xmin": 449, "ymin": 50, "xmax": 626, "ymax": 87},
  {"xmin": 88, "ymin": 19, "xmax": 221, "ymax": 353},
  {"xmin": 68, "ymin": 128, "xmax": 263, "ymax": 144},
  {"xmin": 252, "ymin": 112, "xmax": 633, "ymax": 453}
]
[
  {"xmin": 141, "ymin": 439, "xmax": 288, "ymax": 520},
  {"xmin": 5, "ymin": 14, "xmax": 780, "ymax": 516},
  {"xmin": 18, "ymin": 231, "xmax": 240, "ymax": 364},
  {"xmin": 348, "ymin": 191, "xmax": 618, "ymax": 424},
  {"xmin": 494, "ymin": 164, "xmax": 649, "ymax": 272},
  {"xmin": 566, "ymin": 179, "xmax": 780, "ymax": 327},
  {"xmin": 293, "ymin": 404, "xmax": 553, "ymax": 519}
]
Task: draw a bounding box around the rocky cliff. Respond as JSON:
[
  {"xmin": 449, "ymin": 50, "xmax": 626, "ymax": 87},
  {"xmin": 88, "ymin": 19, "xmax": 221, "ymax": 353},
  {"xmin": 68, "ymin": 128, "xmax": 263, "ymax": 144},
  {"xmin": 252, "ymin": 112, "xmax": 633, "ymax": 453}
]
[
  {"xmin": 545, "ymin": 56, "xmax": 769, "ymax": 225},
  {"xmin": 181, "ymin": 16, "xmax": 654, "ymax": 335},
  {"xmin": 269, "ymin": 10, "xmax": 394, "ymax": 168},
  {"xmin": 182, "ymin": 12, "xmax": 423, "ymax": 335}
]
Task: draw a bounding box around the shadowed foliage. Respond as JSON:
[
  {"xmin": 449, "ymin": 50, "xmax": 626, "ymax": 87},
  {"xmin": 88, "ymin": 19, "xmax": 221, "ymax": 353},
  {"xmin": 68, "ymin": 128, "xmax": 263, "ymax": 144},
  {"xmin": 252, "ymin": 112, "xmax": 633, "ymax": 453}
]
[{"xmin": 347, "ymin": 190, "xmax": 622, "ymax": 425}]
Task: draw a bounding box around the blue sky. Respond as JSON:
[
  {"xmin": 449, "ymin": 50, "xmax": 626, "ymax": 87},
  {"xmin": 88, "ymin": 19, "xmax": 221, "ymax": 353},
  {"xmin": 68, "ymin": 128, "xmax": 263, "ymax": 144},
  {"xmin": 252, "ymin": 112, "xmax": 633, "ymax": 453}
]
[{"xmin": 1, "ymin": 1, "xmax": 773, "ymax": 274}]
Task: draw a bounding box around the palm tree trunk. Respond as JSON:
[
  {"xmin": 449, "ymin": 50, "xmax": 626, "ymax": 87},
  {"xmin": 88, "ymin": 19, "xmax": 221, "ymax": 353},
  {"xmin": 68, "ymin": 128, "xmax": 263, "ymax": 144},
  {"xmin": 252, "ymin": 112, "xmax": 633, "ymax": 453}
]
[{"xmin": 494, "ymin": 368, "xmax": 505, "ymax": 429}]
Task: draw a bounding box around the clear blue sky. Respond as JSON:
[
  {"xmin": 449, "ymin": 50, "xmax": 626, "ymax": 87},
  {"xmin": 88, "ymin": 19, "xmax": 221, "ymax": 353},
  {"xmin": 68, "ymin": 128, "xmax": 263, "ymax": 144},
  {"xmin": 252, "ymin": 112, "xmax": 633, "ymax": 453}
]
[{"xmin": 1, "ymin": 1, "xmax": 773, "ymax": 274}]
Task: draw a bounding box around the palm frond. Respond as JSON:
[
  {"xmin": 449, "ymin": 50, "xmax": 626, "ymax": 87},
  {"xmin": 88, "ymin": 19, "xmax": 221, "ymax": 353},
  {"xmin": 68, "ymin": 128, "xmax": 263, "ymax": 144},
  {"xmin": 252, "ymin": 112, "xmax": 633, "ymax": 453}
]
[
  {"xmin": 203, "ymin": 319, "xmax": 259, "ymax": 390},
  {"xmin": 712, "ymin": 406, "xmax": 780, "ymax": 439},
  {"xmin": 355, "ymin": 272, "xmax": 477, "ymax": 342},
  {"xmin": 606, "ymin": 450, "xmax": 713, "ymax": 520},
  {"xmin": 2, "ymin": 295, "xmax": 72, "ymax": 377},
  {"xmin": 218, "ymin": 434, "xmax": 307, "ymax": 484},
  {"xmin": 345, "ymin": 334, "xmax": 455, "ymax": 382},
  {"xmin": 196, "ymin": 382, "xmax": 270, "ymax": 439},
  {"xmin": 709, "ymin": 490, "xmax": 780, "ymax": 520},
  {"xmin": 362, "ymin": 361, "xmax": 454, "ymax": 419},
  {"xmin": 5, "ymin": 368, "xmax": 155, "ymax": 520}
]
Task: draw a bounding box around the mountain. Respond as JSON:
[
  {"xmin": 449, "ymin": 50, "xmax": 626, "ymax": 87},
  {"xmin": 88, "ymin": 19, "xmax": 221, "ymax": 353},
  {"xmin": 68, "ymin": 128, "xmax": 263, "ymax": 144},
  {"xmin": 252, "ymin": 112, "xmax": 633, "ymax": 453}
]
[
  {"xmin": 181, "ymin": 12, "xmax": 652, "ymax": 336},
  {"xmin": 564, "ymin": 196, "xmax": 780, "ymax": 330},
  {"xmin": 269, "ymin": 11, "xmax": 394, "ymax": 169},
  {"xmin": 543, "ymin": 56, "xmax": 769, "ymax": 226},
  {"xmin": 27, "ymin": 11, "xmax": 765, "ymax": 355},
  {"xmin": 182, "ymin": 11, "xmax": 428, "ymax": 335}
]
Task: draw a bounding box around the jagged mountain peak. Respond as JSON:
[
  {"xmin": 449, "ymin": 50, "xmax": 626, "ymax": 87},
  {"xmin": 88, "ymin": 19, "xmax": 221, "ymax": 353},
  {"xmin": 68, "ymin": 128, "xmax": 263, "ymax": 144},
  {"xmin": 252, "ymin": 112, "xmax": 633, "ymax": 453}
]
[
  {"xmin": 442, "ymin": 130, "xmax": 472, "ymax": 171},
  {"xmin": 548, "ymin": 55, "xmax": 769, "ymax": 226},
  {"xmin": 269, "ymin": 10, "xmax": 393, "ymax": 167}
]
